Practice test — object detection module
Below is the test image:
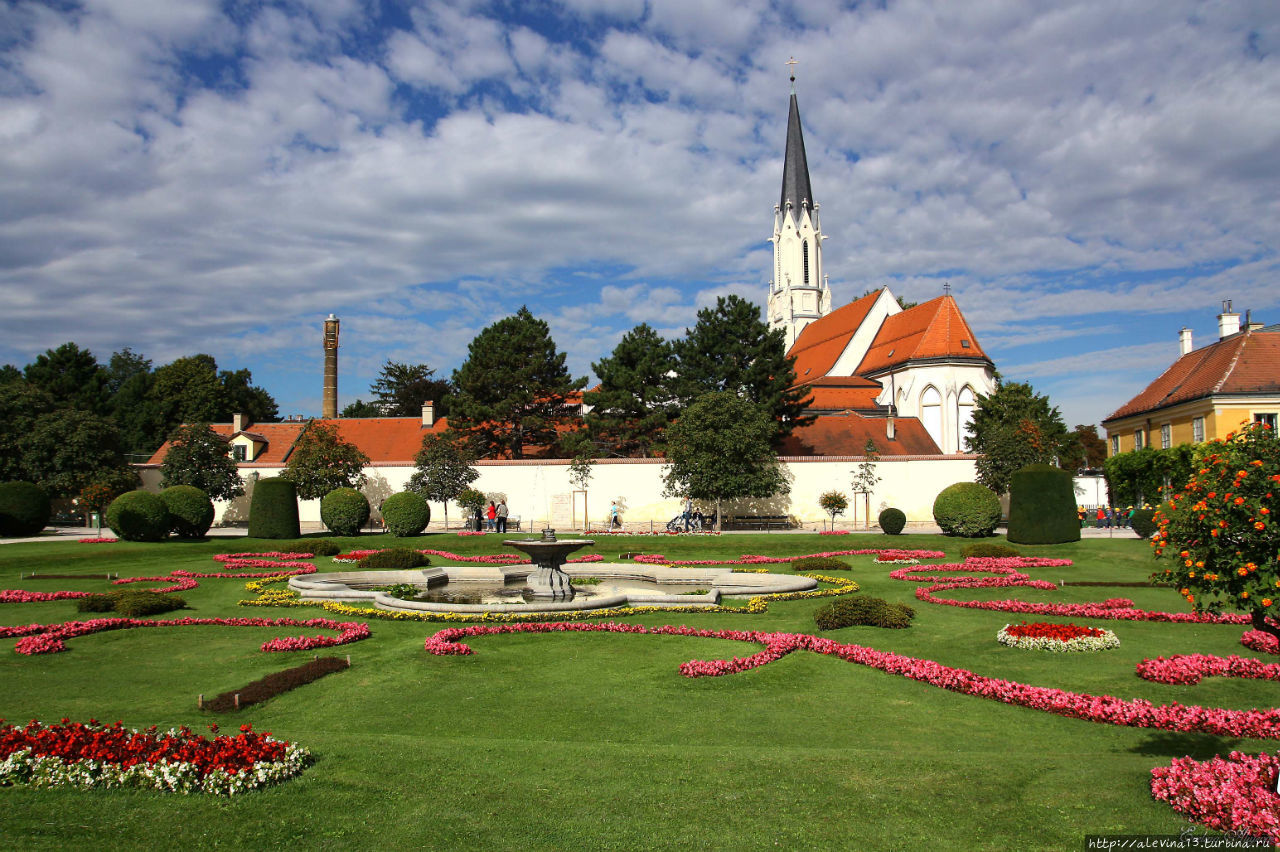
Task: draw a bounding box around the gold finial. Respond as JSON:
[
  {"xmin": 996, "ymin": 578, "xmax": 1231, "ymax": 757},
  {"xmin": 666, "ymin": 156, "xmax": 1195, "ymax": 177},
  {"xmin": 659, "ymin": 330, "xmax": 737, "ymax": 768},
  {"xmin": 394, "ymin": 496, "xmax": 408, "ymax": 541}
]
[{"xmin": 786, "ymin": 56, "xmax": 798, "ymax": 93}]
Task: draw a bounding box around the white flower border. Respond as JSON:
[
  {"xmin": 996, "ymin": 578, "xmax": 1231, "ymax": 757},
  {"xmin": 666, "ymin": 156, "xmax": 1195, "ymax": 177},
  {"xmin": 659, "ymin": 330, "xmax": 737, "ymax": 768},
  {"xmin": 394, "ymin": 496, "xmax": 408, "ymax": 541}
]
[{"xmin": 997, "ymin": 624, "xmax": 1120, "ymax": 653}]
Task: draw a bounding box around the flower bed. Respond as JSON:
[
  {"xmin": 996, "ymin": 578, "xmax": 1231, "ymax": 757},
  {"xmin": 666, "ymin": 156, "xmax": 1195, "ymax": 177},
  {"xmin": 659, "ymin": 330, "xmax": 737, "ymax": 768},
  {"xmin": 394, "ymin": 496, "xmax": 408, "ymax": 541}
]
[
  {"xmin": 1150, "ymin": 751, "xmax": 1280, "ymax": 843},
  {"xmin": 422, "ymin": 621, "xmax": 1280, "ymax": 739},
  {"xmin": 1, "ymin": 616, "xmax": 370, "ymax": 656},
  {"xmin": 997, "ymin": 622, "xmax": 1119, "ymax": 652},
  {"xmin": 819, "ymin": 530, "xmax": 849, "ymax": 535},
  {"xmin": 1136, "ymin": 653, "xmax": 1280, "ymax": 686},
  {"xmin": 334, "ymin": 548, "xmax": 606, "ymax": 566},
  {"xmin": 76, "ymin": 538, "xmax": 116, "ymax": 544},
  {"xmin": 632, "ymin": 548, "xmax": 945, "ymax": 567},
  {"xmin": 1242, "ymin": 630, "xmax": 1280, "ymax": 655},
  {"xmin": 0, "ymin": 719, "xmax": 311, "ymax": 795}
]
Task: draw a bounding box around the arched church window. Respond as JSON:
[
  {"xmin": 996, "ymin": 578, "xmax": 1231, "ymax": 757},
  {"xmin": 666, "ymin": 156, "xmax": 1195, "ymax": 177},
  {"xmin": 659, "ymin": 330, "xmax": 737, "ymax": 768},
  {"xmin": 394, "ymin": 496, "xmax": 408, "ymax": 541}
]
[
  {"xmin": 803, "ymin": 241, "xmax": 809, "ymax": 284},
  {"xmin": 956, "ymin": 387, "xmax": 976, "ymax": 452},
  {"xmin": 921, "ymin": 386, "xmax": 942, "ymax": 450}
]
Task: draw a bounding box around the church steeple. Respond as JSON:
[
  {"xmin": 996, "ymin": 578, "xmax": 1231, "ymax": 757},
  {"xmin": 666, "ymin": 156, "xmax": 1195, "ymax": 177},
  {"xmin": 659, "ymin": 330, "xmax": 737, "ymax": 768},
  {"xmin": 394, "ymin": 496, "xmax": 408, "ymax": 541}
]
[{"xmin": 768, "ymin": 59, "xmax": 831, "ymax": 350}]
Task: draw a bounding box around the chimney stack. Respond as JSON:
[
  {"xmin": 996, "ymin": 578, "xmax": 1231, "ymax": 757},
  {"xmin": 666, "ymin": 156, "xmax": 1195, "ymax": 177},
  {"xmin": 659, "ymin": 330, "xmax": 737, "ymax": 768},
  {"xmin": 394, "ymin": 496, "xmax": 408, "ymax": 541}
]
[
  {"xmin": 322, "ymin": 314, "xmax": 339, "ymax": 419},
  {"xmin": 1217, "ymin": 300, "xmax": 1240, "ymax": 340},
  {"xmin": 1178, "ymin": 327, "xmax": 1193, "ymax": 357},
  {"xmin": 422, "ymin": 400, "xmax": 434, "ymax": 427},
  {"xmin": 232, "ymin": 413, "xmax": 245, "ymax": 433}
]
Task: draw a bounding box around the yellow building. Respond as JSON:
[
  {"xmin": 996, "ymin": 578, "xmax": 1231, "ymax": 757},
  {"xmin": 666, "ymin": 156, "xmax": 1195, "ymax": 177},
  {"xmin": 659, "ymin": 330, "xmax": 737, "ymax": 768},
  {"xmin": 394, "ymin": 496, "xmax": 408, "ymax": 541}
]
[{"xmin": 1103, "ymin": 302, "xmax": 1280, "ymax": 456}]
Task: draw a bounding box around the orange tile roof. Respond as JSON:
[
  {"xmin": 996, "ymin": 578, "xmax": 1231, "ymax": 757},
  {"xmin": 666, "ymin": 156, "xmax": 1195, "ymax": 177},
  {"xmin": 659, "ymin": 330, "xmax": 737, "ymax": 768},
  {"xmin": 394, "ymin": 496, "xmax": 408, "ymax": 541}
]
[
  {"xmin": 788, "ymin": 289, "xmax": 884, "ymax": 382},
  {"xmin": 797, "ymin": 376, "xmax": 885, "ymax": 411},
  {"xmin": 777, "ymin": 412, "xmax": 942, "ymax": 456},
  {"xmin": 1104, "ymin": 330, "xmax": 1280, "ymax": 422},
  {"xmin": 145, "ymin": 422, "xmax": 306, "ymax": 466},
  {"xmin": 315, "ymin": 417, "xmax": 446, "ymax": 464},
  {"xmin": 857, "ymin": 295, "xmax": 989, "ymax": 375}
]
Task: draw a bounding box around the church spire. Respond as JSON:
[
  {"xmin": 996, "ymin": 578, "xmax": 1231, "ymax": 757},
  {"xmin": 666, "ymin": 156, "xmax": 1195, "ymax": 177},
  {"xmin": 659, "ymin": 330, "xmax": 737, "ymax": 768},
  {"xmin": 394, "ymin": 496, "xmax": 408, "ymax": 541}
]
[{"xmin": 779, "ymin": 74, "xmax": 814, "ymax": 214}]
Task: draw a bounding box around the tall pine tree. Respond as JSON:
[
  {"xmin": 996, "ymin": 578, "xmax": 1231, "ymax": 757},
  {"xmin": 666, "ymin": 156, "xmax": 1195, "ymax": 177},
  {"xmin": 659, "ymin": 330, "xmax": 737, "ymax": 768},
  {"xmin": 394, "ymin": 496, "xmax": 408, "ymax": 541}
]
[
  {"xmin": 584, "ymin": 323, "xmax": 677, "ymax": 457},
  {"xmin": 672, "ymin": 295, "xmax": 812, "ymax": 445},
  {"xmin": 450, "ymin": 307, "xmax": 586, "ymax": 459}
]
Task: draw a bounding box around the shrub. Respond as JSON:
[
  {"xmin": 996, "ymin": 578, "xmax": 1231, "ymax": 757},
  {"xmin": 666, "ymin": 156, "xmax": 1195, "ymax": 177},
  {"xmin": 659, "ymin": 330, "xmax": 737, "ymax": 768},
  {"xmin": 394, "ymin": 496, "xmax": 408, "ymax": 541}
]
[
  {"xmin": 932, "ymin": 482, "xmax": 1001, "ymax": 537},
  {"xmin": 357, "ymin": 549, "xmax": 430, "ymax": 571},
  {"xmin": 320, "ymin": 487, "xmax": 370, "ymax": 537},
  {"xmin": 105, "ymin": 490, "xmax": 170, "ymax": 542},
  {"xmin": 791, "ymin": 556, "xmax": 851, "ymax": 571},
  {"xmin": 248, "ymin": 478, "xmax": 300, "ymax": 540},
  {"xmin": 76, "ymin": 591, "xmax": 186, "ymax": 616},
  {"xmin": 1006, "ymin": 464, "xmax": 1081, "ymax": 545},
  {"xmin": 76, "ymin": 594, "xmax": 117, "ymax": 613},
  {"xmin": 961, "ymin": 542, "xmax": 1022, "ymax": 559},
  {"xmin": 0, "ymin": 481, "xmax": 51, "ymax": 537},
  {"xmin": 1130, "ymin": 508, "xmax": 1159, "ymax": 539},
  {"xmin": 160, "ymin": 485, "xmax": 214, "ymax": 538},
  {"xmin": 813, "ymin": 595, "xmax": 915, "ymax": 630},
  {"xmin": 878, "ymin": 507, "xmax": 906, "ymax": 535},
  {"xmin": 271, "ymin": 539, "xmax": 342, "ymax": 556},
  {"xmin": 381, "ymin": 491, "xmax": 431, "ymax": 537}
]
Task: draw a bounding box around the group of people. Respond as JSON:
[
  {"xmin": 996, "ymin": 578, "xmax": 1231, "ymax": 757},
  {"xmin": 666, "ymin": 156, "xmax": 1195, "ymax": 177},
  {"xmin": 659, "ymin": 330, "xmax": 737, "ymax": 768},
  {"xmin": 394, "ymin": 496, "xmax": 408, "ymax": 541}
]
[
  {"xmin": 482, "ymin": 500, "xmax": 509, "ymax": 533},
  {"xmin": 1078, "ymin": 505, "xmax": 1144, "ymax": 528}
]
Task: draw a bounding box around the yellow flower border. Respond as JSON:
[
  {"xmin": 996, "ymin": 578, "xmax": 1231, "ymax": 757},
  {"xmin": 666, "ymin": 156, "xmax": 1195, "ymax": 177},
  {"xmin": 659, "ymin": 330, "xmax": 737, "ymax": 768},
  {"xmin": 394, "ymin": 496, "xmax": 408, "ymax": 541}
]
[{"xmin": 238, "ymin": 573, "xmax": 859, "ymax": 623}]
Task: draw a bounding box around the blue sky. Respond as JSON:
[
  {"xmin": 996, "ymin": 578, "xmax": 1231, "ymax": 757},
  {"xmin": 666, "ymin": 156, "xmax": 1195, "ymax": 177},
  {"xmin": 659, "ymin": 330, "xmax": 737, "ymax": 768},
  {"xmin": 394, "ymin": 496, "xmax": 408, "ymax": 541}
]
[{"xmin": 2, "ymin": 0, "xmax": 1278, "ymax": 430}]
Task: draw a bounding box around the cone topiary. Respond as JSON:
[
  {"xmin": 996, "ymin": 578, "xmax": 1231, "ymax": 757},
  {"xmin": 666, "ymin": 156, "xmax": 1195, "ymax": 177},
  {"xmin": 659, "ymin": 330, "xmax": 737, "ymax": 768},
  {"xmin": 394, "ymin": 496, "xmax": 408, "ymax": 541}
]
[
  {"xmin": 105, "ymin": 490, "xmax": 170, "ymax": 542},
  {"xmin": 0, "ymin": 481, "xmax": 51, "ymax": 537},
  {"xmin": 161, "ymin": 485, "xmax": 214, "ymax": 538},
  {"xmin": 878, "ymin": 507, "xmax": 906, "ymax": 535},
  {"xmin": 932, "ymin": 482, "xmax": 1001, "ymax": 537},
  {"xmin": 381, "ymin": 491, "xmax": 430, "ymax": 537},
  {"xmin": 1006, "ymin": 464, "xmax": 1081, "ymax": 545},
  {"xmin": 248, "ymin": 478, "xmax": 300, "ymax": 540},
  {"xmin": 320, "ymin": 487, "xmax": 370, "ymax": 536}
]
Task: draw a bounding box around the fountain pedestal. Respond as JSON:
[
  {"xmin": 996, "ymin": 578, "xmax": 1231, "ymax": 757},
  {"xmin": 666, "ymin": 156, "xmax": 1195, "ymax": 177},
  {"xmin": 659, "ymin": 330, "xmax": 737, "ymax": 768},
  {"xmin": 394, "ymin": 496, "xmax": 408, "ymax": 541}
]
[{"xmin": 504, "ymin": 529, "xmax": 594, "ymax": 600}]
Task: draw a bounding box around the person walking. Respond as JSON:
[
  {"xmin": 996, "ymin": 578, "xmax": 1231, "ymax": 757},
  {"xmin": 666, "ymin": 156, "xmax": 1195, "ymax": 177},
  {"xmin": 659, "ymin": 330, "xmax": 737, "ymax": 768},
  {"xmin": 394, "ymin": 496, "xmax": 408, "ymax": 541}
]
[
  {"xmin": 1095, "ymin": 506, "xmax": 1105, "ymax": 529},
  {"xmin": 610, "ymin": 500, "xmax": 621, "ymax": 530},
  {"xmin": 486, "ymin": 502, "xmax": 497, "ymax": 532},
  {"xmin": 682, "ymin": 496, "xmax": 693, "ymax": 532},
  {"xmin": 495, "ymin": 500, "xmax": 508, "ymax": 534}
]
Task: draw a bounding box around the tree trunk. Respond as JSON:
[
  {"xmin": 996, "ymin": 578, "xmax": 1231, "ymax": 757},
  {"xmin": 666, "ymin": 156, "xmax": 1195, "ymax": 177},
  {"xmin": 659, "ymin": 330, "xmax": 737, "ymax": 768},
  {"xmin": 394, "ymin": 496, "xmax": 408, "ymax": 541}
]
[
  {"xmin": 443, "ymin": 504, "xmax": 449, "ymax": 531},
  {"xmin": 1251, "ymin": 610, "xmax": 1280, "ymax": 642},
  {"xmin": 715, "ymin": 498, "xmax": 722, "ymax": 533}
]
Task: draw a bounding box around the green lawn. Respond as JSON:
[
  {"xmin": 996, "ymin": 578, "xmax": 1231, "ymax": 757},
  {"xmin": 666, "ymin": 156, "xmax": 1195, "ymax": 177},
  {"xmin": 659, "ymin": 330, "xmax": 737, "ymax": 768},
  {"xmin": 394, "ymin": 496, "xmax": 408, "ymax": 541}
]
[{"xmin": 0, "ymin": 532, "xmax": 1272, "ymax": 850}]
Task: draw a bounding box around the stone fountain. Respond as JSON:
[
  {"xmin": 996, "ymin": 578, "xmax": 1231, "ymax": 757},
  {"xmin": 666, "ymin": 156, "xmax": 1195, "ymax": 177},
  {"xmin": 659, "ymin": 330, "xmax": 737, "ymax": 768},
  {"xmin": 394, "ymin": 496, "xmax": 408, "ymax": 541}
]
[{"xmin": 504, "ymin": 528, "xmax": 594, "ymax": 600}]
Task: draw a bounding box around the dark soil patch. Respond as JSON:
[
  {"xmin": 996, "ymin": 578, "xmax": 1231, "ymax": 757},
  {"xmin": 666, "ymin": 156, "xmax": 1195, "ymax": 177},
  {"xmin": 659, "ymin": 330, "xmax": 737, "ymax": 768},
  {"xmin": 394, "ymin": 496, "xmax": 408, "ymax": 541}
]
[
  {"xmin": 1059, "ymin": 581, "xmax": 1156, "ymax": 588},
  {"xmin": 205, "ymin": 656, "xmax": 350, "ymax": 712}
]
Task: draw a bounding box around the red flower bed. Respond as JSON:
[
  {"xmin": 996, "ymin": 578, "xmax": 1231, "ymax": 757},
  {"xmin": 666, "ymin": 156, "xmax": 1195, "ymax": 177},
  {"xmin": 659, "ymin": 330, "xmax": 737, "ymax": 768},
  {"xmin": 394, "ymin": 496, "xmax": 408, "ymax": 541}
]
[
  {"xmin": 1136, "ymin": 653, "xmax": 1280, "ymax": 686},
  {"xmin": 1, "ymin": 616, "xmax": 370, "ymax": 656},
  {"xmin": 632, "ymin": 548, "xmax": 946, "ymax": 566},
  {"xmin": 1151, "ymin": 751, "xmax": 1280, "ymax": 843},
  {"xmin": 1003, "ymin": 622, "xmax": 1107, "ymax": 641}
]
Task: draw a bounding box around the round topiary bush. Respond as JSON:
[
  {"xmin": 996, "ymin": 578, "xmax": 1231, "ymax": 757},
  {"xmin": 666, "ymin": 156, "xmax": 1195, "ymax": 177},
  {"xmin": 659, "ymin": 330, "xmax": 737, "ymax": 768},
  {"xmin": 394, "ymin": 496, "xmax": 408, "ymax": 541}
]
[
  {"xmin": 248, "ymin": 478, "xmax": 300, "ymax": 540},
  {"xmin": 105, "ymin": 490, "xmax": 170, "ymax": 542},
  {"xmin": 320, "ymin": 487, "xmax": 370, "ymax": 537},
  {"xmin": 0, "ymin": 481, "xmax": 51, "ymax": 537},
  {"xmin": 160, "ymin": 485, "xmax": 214, "ymax": 538},
  {"xmin": 878, "ymin": 507, "xmax": 906, "ymax": 535},
  {"xmin": 275, "ymin": 539, "xmax": 342, "ymax": 556},
  {"xmin": 1006, "ymin": 464, "xmax": 1081, "ymax": 545},
  {"xmin": 381, "ymin": 491, "xmax": 430, "ymax": 537},
  {"xmin": 932, "ymin": 482, "xmax": 1002, "ymax": 537},
  {"xmin": 358, "ymin": 548, "xmax": 430, "ymax": 571},
  {"xmin": 1130, "ymin": 508, "xmax": 1159, "ymax": 539}
]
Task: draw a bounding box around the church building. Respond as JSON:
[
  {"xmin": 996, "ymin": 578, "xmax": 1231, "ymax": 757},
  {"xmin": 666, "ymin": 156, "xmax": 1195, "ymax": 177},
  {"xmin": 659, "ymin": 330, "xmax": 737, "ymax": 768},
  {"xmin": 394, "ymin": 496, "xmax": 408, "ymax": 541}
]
[{"xmin": 770, "ymin": 76, "xmax": 997, "ymax": 457}]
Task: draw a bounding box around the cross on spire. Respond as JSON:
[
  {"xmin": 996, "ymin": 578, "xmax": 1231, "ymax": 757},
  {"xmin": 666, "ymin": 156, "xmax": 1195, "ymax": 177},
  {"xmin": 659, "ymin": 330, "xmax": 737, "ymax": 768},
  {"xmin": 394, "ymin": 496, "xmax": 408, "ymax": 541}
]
[
  {"xmin": 786, "ymin": 56, "xmax": 798, "ymax": 92},
  {"xmin": 943, "ymin": 282, "xmax": 952, "ymax": 296}
]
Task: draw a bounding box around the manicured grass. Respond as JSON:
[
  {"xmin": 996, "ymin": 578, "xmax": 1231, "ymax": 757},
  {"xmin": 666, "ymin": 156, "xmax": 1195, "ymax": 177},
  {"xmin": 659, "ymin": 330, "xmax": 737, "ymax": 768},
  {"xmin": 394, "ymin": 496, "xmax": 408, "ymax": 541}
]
[{"xmin": 0, "ymin": 531, "xmax": 1272, "ymax": 850}]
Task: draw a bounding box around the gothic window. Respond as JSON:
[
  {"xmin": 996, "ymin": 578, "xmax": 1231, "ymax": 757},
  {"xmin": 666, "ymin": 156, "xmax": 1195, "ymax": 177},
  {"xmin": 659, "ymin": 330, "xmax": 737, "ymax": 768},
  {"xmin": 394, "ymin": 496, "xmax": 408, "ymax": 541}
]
[
  {"xmin": 956, "ymin": 387, "xmax": 976, "ymax": 452},
  {"xmin": 803, "ymin": 240, "xmax": 809, "ymax": 285},
  {"xmin": 921, "ymin": 386, "xmax": 942, "ymax": 450}
]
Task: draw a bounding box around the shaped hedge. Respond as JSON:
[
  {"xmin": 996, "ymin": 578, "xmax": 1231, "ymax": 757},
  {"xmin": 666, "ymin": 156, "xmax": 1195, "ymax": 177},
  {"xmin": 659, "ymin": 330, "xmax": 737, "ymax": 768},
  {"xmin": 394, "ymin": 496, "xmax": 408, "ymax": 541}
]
[
  {"xmin": 320, "ymin": 487, "xmax": 370, "ymax": 537},
  {"xmin": 105, "ymin": 490, "xmax": 170, "ymax": 542},
  {"xmin": 932, "ymin": 482, "xmax": 1001, "ymax": 537},
  {"xmin": 248, "ymin": 478, "xmax": 300, "ymax": 540},
  {"xmin": 381, "ymin": 491, "xmax": 430, "ymax": 537},
  {"xmin": 358, "ymin": 549, "xmax": 430, "ymax": 570},
  {"xmin": 1006, "ymin": 464, "xmax": 1081, "ymax": 545},
  {"xmin": 878, "ymin": 507, "xmax": 906, "ymax": 535},
  {"xmin": 161, "ymin": 485, "xmax": 215, "ymax": 539},
  {"xmin": 0, "ymin": 481, "xmax": 51, "ymax": 538}
]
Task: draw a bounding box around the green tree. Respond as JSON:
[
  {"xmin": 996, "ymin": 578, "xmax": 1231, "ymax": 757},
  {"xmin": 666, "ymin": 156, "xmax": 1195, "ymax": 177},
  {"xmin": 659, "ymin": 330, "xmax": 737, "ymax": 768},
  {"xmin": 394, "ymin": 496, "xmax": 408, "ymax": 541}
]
[
  {"xmin": 219, "ymin": 367, "xmax": 279, "ymax": 424},
  {"xmin": 965, "ymin": 381, "xmax": 1071, "ymax": 494},
  {"xmin": 1153, "ymin": 422, "xmax": 1280, "ymax": 640},
  {"xmin": 19, "ymin": 408, "xmax": 134, "ymax": 498},
  {"xmin": 23, "ymin": 342, "xmax": 110, "ymax": 415},
  {"xmin": 1104, "ymin": 445, "xmax": 1196, "ymax": 507},
  {"xmin": 280, "ymin": 421, "xmax": 369, "ymax": 500},
  {"xmin": 159, "ymin": 423, "xmax": 245, "ymax": 501},
  {"xmin": 566, "ymin": 437, "xmax": 597, "ymax": 530},
  {"xmin": 147, "ymin": 355, "xmax": 277, "ymax": 446},
  {"xmin": 851, "ymin": 438, "xmax": 882, "ymax": 528},
  {"xmin": 1063, "ymin": 423, "xmax": 1109, "ymax": 470},
  {"xmin": 450, "ymin": 307, "xmax": 587, "ymax": 459},
  {"xmin": 818, "ymin": 490, "xmax": 848, "ymax": 529},
  {"xmin": 661, "ymin": 392, "xmax": 789, "ymax": 530},
  {"xmin": 105, "ymin": 348, "xmax": 151, "ymax": 396},
  {"xmin": 583, "ymin": 323, "xmax": 678, "ymax": 457},
  {"xmin": 0, "ymin": 381, "xmax": 56, "ymax": 483},
  {"xmin": 859, "ymin": 288, "xmax": 919, "ymax": 310},
  {"xmin": 0, "ymin": 364, "xmax": 21, "ymax": 384},
  {"xmin": 341, "ymin": 399, "xmax": 383, "ymax": 418},
  {"xmin": 406, "ymin": 432, "xmax": 478, "ymax": 530},
  {"xmin": 370, "ymin": 361, "xmax": 451, "ymax": 418},
  {"xmin": 672, "ymin": 295, "xmax": 813, "ymax": 446}
]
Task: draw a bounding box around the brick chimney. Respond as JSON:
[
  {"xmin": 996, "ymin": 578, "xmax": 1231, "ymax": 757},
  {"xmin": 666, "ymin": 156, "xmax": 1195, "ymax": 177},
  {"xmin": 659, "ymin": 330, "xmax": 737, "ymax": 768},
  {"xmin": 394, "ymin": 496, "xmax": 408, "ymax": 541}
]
[
  {"xmin": 232, "ymin": 413, "xmax": 246, "ymax": 433},
  {"xmin": 1178, "ymin": 327, "xmax": 1193, "ymax": 357},
  {"xmin": 322, "ymin": 314, "xmax": 339, "ymax": 418},
  {"xmin": 1217, "ymin": 300, "xmax": 1240, "ymax": 340},
  {"xmin": 422, "ymin": 401, "xmax": 434, "ymax": 427}
]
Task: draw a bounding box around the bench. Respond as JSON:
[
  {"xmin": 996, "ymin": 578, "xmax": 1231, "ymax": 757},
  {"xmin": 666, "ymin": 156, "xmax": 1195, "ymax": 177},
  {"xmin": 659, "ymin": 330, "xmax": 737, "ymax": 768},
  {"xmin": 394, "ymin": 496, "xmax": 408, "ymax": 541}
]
[{"xmin": 722, "ymin": 515, "xmax": 792, "ymax": 531}]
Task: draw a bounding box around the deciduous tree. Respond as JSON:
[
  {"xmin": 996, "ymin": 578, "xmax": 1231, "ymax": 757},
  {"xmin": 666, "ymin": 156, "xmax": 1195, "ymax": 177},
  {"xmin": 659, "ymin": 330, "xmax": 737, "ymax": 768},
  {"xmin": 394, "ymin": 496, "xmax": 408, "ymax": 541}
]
[
  {"xmin": 965, "ymin": 381, "xmax": 1070, "ymax": 494},
  {"xmin": 280, "ymin": 421, "xmax": 369, "ymax": 500},
  {"xmin": 406, "ymin": 432, "xmax": 478, "ymax": 530},
  {"xmin": 160, "ymin": 423, "xmax": 245, "ymax": 502}
]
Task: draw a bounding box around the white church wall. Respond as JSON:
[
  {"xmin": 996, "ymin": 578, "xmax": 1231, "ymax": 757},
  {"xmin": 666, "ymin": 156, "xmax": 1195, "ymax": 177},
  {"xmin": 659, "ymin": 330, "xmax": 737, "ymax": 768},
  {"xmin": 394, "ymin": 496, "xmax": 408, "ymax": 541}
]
[
  {"xmin": 879, "ymin": 363, "xmax": 996, "ymax": 454},
  {"xmin": 173, "ymin": 455, "xmax": 980, "ymax": 532}
]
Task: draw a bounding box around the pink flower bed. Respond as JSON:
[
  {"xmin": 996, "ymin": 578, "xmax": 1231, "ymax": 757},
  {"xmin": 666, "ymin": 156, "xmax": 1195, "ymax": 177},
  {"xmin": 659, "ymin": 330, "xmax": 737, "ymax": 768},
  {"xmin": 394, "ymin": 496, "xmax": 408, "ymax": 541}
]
[
  {"xmin": 1150, "ymin": 751, "xmax": 1280, "ymax": 843},
  {"xmin": 819, "ymin": 530, "xmax": 850, "ymax": 535},
  {"xmin": 632, "ymin": 548, "xmax": 946, "ymax": 566},
  {"xmin": 76, "ymin": 538, "xmax": 116, "ymax": 544},
  {"xmin": 0, "ymin": 590, "xmax": 93, "ymax": 603},
  {"xmin": 1242, "ymin": 630, "xmax": 1280, "ymax": 655},
  {"xmin": 1, "ymin": 616, "xmax": 369, "ymax": 656},
  {"xmin": 1137, "ymin": 654, "xmax": 1280, "ymax": 686},
  {"xmin": 423, "ymin": 622, "xmax": 1280, "ymax": 739},
  {"xmin": 334, "ymin": 549, "xmax": 607, "ymax": 566},
  {"xmin": 111, "ymin": 576, "xmax": 200, "ymax": 593}
]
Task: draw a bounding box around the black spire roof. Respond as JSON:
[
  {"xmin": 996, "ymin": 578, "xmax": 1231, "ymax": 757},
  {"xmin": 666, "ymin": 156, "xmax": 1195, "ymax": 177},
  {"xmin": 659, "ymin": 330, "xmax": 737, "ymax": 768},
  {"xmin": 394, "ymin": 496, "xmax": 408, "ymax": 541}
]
[{"xmin": 779, "ymin": 92, "xmax": 814, "ymax": 214}]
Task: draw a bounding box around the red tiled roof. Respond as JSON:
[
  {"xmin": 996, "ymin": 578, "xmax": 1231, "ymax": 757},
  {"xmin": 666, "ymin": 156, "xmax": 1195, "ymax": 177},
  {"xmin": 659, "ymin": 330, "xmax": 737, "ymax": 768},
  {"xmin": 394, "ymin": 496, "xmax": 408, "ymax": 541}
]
[
  {"xmin": 777, "ymin": 412, "xmax": 942, "ymax": 456},
  {"xmin": 315, "ymin": 417, "xmax": 446, "ymax": 464},
  {"xmin": 796, "ymin": 376, "xmax": 885, "ymax": 411},
  {"xmin": 145, "ymin": 422, "xmax": 306, "ymax": 466},
  {"xmin": 858, "ymin": 295, "xmax": 989, "ymax": 375},
  {"xmin": 1104, "ymin": 330, "xmax": 1280, "ymax": 422},
  {"xmin": 788, "ymin": 289, "xmax": 883, "ymax": 381}
]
